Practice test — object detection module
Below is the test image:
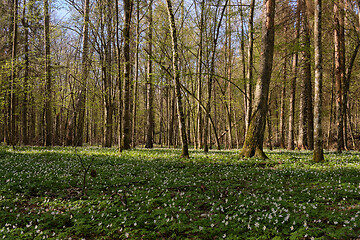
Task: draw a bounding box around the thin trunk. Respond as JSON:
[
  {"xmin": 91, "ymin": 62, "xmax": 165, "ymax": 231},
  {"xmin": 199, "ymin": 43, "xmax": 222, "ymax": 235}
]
[
  {"xmin": 204, "ymin": 0, "xmax": 228, "ymax": 152},
  {"xmin": 132, "ymin": 0, "xmax": 140, "ymax": 148},
  {"xmin": 313, "ymin": 0, "xmax": 324, "ymax": 162},
  {"xmin": 245, "ymin": 0, "xmax": 255, "ymax": 136},
  {"xmin": 196, "ymin": 0, "xmax": 205, "ymax": 149},
  {"xmin": 75, "ymin": 0, "xmax": 90, "ymax": 146},
  {"xmin": 44, "ymin": 0, "xmax": 53, "ymax": 146},
  {"xmin": 116, "ymin": 0, "xmax": 123, "ymax": 150},
  {"xmin": 240, "ymin": 0, "xmax": 276, "ymax": 159},
  {"xmin": 279, "ymin": 51, "xmax": 286, "ymax": 149},
  {"xmin": 104, "ymin": 0, "xmax": 113, "ymax": 147},
  {"xmin": 22, "ymin": 0, "xmax": 29, "ymax": 145},
  {"xmin": 145, "ymin": 0, "xmax": 154, "ymax": 148},
  {"xmin": 288, "ymin": 0, "xmax": 300, "ymax": 150},
  {"xmin": 226, "ymin": 0, "xmax": 233, "ymax": 149},
  {"xmin": 334, "ymin": 0, "xmax": 345, "ymax": 152},
  {"xmin": 342, "ymin": 42, "xmax": 360, "ymax": 149},
  {"xmin": 166, "ymin": 0, "xmax": 189, "ymax": 157},
  {"xmin": 9, "ymin": 0, "xmax": 18, "ymax": 146}
]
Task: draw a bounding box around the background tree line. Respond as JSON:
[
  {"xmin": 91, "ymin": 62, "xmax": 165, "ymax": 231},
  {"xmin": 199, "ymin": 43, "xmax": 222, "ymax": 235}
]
[{"xmin": 1, "ymin": 0, "xmax": 360, "ymax": 157}]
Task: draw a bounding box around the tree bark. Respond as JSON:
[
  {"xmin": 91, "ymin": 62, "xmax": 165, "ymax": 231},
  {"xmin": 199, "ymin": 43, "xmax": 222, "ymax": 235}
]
[
  {"xmin": 196, "ymin": 0, "xmax": 205, "ymax": 150},
  {"xmin": 22, "ymin": 0, "xmax": 29, "ymax": 145},
  {"xmin": 279, "ymin": 49, "xmax": 287, "ymax": 149},
  {"xmin": 245, "ymin": 0, "xmax": 255, "ymax": 136},
  {"xmin": 298, "ymin": 0, "xmax": 313, "ymax": 150},
  {"xmin": 204, "ymin": 0, "xmax": 228, "ymax": 152},
  {"xmin": 72, "ymin": 0, "xmax": 90, "ymax": 146},
  {"xmin": 121, "ymin": 0, "xmax": 133, "ymax": 150},
  {"xmin": 313, "ymin": 0, "xmax": 324, "ymax": 162},
  {"xmin": 288, "ymin": 0, "xmax": 300, "ymax": 150},
  {"xmin": 334, "ymin": 0, "xmax": 345, "ymax": 152},
  {"xmin": 132, "ymin": 0, "xmax": 140, "ymax": 148},
  {"xmin": 166, "ymin": 0, "xmax": 189, "ymax": 158},
  {"xmin": 145, "ymin": 0, "xmax": 154, "ymax": 148},
  {"xmin": 104, "ymin": 0, "xmax": 113, "ymax": 148},
  {"xmin": 9, "ymin": 0, "xmax": 18, "ymax": 146},
  {"xmin": 44, "ymin": 0, "xmax": 53, "ymax": 146},
  {"xmin": 240, "ymin": 0, "xmax": 276, "ymax": 159}
]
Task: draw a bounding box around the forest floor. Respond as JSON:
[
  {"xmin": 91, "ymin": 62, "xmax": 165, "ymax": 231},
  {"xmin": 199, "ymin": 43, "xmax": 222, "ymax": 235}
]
[{"xmin": 0, "ymin": 146, "xmax": 360, "ymax": 239}]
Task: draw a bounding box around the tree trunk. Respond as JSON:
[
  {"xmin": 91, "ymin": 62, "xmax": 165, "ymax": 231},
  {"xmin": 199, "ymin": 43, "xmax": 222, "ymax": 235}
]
[
  {"xmin": 226, "ymin": 0, "xmax": 233, "ymax": 149},
  {"xmin": 240, "ymin": 0, "xmax": 276, "ymax": 159},
  {"xmin": 22, "ymin": 0, "xmax": 29, "ymax": 145},
  {"xmin": 73, "ymin": 0, "xmax": 90, "ymax": 146},
  {"xmin": 166, "ymin": 0, "xmax": 189, "ymax": 158},
  {"xmin": 196, "ymin": 0, "xmax": 205, "ymax": 150},
  {"xmin": 145, "ymin": 0, "xmax": 154, "ymax": 148},
  {"xmin": 288, "ymin": 0, "xmax": 300, "ymax": 150},
  {"xmin": 104, "ymin": 0, "xmax": 113, "ymax": 148},
  {"xmin": 245, "ymin": 0, "xmax": 255, "ymax": 136},
  {"xmin": 313, "ymin": 0, "xmax": 324, "ymax": 162},
  {"xmin": 334, "ymin": 0, "xmax": 345, "ymax": 152},
  {"xmin": 132, "ymin": 0, "xmax": 140, "ymax": 148},
  {"xmin": 279, "ymin": 49, "xmax": 287, "ymax": 149},
  {"xmin": 9, "ymin": 0, "xmax": 18, "ymax": 147},
  {"xmin": 121, "ymin": 0, "xmax": 133, "ymax": 150},
  {"xmin": 298, "ymin": 0, "xmax": 313, "ymax": 150},
  {"xmin": 44, "ymin": 0, "xmax": 53, "ymax": 146},
  {"xmin": 204, "ymin": 0, "xmax": 228, "ymax": 152}
]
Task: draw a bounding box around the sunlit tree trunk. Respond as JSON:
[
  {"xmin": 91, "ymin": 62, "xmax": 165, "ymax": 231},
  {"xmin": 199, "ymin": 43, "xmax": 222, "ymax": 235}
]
[
  {"xmin": 132, "ymin": 0, "xmax": 140, "ymax": 148},
  {"xmin": 145, "ymin": 0, "xmax": 154, "ymax": 148},
  {"xmin": 121, "ymin": 0, "xmax": 133, "ymax": 150},
  {"xmin": 166, "ymin": 0, "xmax": 189, "ymax": 157},
  {"xmin": 196, "ymin": 0, "xmax": 205, "ymax": 150},
  {"xmin": 245, "ymin": 0, "xmax": 255, "ymax": 136},
  {"xmin": 313, "ymin": 0, "xmax": 324, "ymax": 162},
  {"xmin": 240, "ymin": 0, "xmax": 275, "ymax": 159}
]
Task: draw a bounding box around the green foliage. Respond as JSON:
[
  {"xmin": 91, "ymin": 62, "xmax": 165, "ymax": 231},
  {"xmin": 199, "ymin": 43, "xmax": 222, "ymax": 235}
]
[{"xmin": 0, "ymin": 147, "xmax": 360, "ymax": 239}]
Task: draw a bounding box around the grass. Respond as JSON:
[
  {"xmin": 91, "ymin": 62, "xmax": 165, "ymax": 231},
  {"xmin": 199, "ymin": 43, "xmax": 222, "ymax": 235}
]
[{"xmin": 0, "ymin": 146, "xmax": 360, "ymax": 239}]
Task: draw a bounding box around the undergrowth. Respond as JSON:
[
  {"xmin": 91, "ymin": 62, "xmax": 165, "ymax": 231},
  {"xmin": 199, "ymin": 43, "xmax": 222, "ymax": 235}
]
[{"xmin": 0, "ymin": 146, "xmax": 359, "ymax": 239}]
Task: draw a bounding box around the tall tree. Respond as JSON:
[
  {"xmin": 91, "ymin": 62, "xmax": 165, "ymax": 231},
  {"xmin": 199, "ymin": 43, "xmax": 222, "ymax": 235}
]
[
  {"xmin": 297, "ymin": 0, "xmax": 313, "ymax": 150},
  {"xmin": 166, "ymin": 0, "xmax": 189, "ymax": 158},
  {"xmin": 145, "ymin": 0, "xmax": 154, "ymax": 148},
  {"xmin": 203, "ymin": 0, "xmax": 227, "ymax": 152},
  {"xmin": 287, "ymin": 1, "xmax": 300, "ymax": 150},
  {"xmin": 240, "ymin": 0, "xmax": 276, "ymax": 159},
  {"xmin": 121, "ymin": 0, "xmax": 133, "ymax": 150},
  {"xmin": 103, "ymin": 0, "xmax": 113, "ymax": 147},
  {"xmin": 245, "ymin": 0, "xmax": 255, "ymax": 135},
  {"xmin": 22, "ymin": 0, "xmax": 29, "ymax": 145},
  {"xmin": 44, "ymin": 0, "xmax": 53, "ymax": 146},
  {"xmin": 71, "ymin": 0, "xmax": 90, "ymax": 146},
  {"xmin": 9, "ymin": 0, "xmax": 18, "ymax": 146},
  {"xmin": 313, "ymin": 0, "xmax": 324, "ymax": 162},
  {"xmin": 334, "ymin": 0, "xmax": 345, "ymax": 152},
  {"xmin": 196, "ymin": 0, "xmax": 205, "ymax": 149}
]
